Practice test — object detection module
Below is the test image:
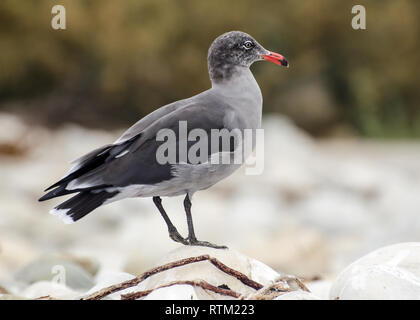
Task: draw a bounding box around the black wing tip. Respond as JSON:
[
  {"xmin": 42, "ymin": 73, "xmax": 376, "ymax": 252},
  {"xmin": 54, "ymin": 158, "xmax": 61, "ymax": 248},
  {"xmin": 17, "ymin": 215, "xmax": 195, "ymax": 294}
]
[
  {"xmin": 44, "ymin": 181, "xmax": 63, "ymax": 192},
  {"xmin": 39, "ymin": 189, "xmax": 60, "ymax": 202},
  {"xmin": 39, "ymin": 184, "xmax": 70, "ymax": 202},
  {"xmin": 39, "ymin": 184, "xmax": 113, "ymax": 202},
  {"xmin": 38, "ymin": 194, "xmax": 49, "ymax": 202}
]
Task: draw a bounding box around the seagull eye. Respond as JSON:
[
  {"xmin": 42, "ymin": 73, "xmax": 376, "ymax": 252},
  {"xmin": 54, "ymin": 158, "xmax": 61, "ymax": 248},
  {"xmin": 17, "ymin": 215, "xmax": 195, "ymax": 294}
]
[{"xmin": 243, "ymin": 41, "xmax": 254, "ymax": 49}]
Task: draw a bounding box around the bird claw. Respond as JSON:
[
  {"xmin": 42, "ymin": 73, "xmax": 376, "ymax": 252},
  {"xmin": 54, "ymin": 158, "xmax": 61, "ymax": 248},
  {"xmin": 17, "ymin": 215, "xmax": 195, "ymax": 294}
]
[
  {"xmin": 170, "ymin": 233, "xmax": 227, "ymax": 249},
  {"xmin": 167, "ymin": 227, "xmax": 227, "ymax": 249},
  {"xmin": 187, "ymin": 238, "xmax": 228, "ymax": 250}
]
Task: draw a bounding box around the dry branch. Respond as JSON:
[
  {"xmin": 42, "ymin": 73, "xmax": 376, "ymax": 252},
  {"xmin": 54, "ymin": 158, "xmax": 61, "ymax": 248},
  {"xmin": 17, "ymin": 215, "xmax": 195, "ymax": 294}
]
[
  {"xmin": 244, "ymin": 275, "xmax": 310, "ymax": 300},
  {"xmin": 83, "ymin": 254, "xmax": 263, "ymax": 300},
  {"xmin": 121, "ymin": 280, "xmax": 241, "ymax": 300}
]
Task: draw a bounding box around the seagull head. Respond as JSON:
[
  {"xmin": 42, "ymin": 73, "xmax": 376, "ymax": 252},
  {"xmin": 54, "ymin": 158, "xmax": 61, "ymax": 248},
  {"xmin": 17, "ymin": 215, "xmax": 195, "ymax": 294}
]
[{"xmin": 208, "ymin": 31, "xmax": 288, "ymax": 82}]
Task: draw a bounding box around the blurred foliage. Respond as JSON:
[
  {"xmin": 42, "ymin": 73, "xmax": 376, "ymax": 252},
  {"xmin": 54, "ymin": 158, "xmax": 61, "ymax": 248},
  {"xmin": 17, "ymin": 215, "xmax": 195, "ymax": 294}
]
[{"xmin": 0, "ymin": 0, "xmax": 419, "ymax": 137}]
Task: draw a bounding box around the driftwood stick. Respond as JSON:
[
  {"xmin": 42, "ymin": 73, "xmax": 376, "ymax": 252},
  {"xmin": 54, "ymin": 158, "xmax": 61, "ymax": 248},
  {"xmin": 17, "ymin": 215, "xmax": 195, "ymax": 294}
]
[
  {"xmin": 83, "ymin": 254, "xmax": 263, "ymax": 300},
  {"xmin": 294, "ymin": 277, "xmax": 310, "ymax": 292},
  {"xmin": 83, "ymin": 255, "xmax": 209, "ymax": 300},
  {"xmin": 207, "ymin": 256, "xmax": 263, "ymax": 290},
  {"xmin": 121, "ymin": 280, "xmax": 241, "ymax": 300},
  {"xmin": 243, "ymin": 275, "xmax": 311, "ymax": 300}
]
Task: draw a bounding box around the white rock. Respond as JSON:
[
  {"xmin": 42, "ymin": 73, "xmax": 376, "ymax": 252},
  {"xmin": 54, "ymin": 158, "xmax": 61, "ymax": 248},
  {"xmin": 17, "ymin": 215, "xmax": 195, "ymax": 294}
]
[
  {"xmin": 143, "ymin": 285, "xmax": 198, "ymax": 300},
  {"xmin": 249, "ymin": 259, "xmax": 280, "ymax": 285},
  {"xmin": 305, "ymin": 279, "xmax": 333, "ymax": 300},
  {"xmin": 330, "ymin": 242, "xmax": 420, "ymax": 300},
  {"xmin": 84, "ymin": 270, "xmax": 136, "ymax": 300},
  {"xmin": 132, "ymin": 246, "xmax": 283, "ymax": 300},
  {"xmin": 15, "ymin": 254, "xmax": 95, "ymax": 290},
  {"xmin": 274, "ymin": 290, "xmax": 320, "ymax": 300},
  {"xmin": 20, "ymin": 281, "xmax": 81, "ymax": 300}
]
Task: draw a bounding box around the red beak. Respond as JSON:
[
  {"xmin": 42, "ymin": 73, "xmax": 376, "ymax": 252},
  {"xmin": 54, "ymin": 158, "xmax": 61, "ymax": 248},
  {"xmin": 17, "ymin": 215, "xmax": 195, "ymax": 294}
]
[{"xmin": 262, "ymin": 51, "xmax": 289, "ymax": 67}]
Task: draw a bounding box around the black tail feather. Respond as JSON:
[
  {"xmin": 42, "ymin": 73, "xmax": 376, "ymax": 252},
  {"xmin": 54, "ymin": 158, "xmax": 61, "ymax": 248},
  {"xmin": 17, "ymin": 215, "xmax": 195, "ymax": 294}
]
[
  {"xmin": 40, "ymin": 134, "xmax": 139, "ymax": 222},
  {"xmin": 52, "ymin": 190, "xmax": 119, "ymax": 222}
]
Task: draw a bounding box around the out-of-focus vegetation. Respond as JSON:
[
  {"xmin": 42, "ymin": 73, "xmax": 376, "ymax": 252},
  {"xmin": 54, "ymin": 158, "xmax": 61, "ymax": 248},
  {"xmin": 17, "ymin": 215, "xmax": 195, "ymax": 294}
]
[{"xmin": 0, "ymin": 0, "xmax": 419, "ymax": 137}]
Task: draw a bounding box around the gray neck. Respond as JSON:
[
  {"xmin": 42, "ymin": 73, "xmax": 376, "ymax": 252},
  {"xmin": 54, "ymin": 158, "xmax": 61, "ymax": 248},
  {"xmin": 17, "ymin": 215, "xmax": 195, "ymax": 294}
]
[
  {"xmin": 208, "ymin": 61, "xmax": 246, "ymax": 83},
  {"xmin": 211, "ymin": 67, "xmax": 263, "ymax": 129},
  {"xmin": 211, "ymin": 67, "xmax": 261, "ymax": 98}
]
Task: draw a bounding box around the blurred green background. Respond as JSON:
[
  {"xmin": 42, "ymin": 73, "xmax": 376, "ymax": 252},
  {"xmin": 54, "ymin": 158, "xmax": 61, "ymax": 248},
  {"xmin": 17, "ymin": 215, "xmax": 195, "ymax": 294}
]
[{"xmin": 0, "ymin": 0, "xmax": 419, "ymax": 137}]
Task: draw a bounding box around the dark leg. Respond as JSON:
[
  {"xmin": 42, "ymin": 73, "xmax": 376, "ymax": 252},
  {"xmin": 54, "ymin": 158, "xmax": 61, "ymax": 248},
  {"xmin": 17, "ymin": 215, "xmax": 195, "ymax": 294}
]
[
  {"xmin": 153, "ymin": 196, "xmax": 188, "ymax": 245},
  {"xmin": 183, "ymin": 194, "xmax": 227, "ymax": 249}
]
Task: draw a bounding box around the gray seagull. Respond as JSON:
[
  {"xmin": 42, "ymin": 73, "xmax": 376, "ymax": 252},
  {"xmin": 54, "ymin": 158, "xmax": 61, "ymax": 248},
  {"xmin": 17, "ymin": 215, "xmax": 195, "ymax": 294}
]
[{"xmin": 39, "ymin": 31, "xmax": 288, "ymax": 249}]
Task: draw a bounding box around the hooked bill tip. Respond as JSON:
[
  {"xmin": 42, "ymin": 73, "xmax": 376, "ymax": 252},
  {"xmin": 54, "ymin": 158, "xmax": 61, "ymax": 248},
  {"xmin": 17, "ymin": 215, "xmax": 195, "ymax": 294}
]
[{"xmin": 262, "ymin": 52, "xmax": 289, "ymax": 67}]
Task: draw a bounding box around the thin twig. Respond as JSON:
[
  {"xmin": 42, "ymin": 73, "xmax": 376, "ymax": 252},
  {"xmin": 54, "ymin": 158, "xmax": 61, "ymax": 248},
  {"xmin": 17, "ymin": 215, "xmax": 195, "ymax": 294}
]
[
  {"xmin": 83, "ymin": 255, "xmax": 209, "ymax": 300},
  {"xmin": 207, "ymin": 256, "xmax": 263, "ymax": 291},
  {"xmin": 294, "ymin": 278, "xmax": 310, "ymax": 292},
  {"xmin": 35, "ymin": 295, "xmax": 55, "ymax": 300},
  {"xmin": 83, "ymin": 254, "xmax": 263, "ymax": 300},
  {"xmin": 121, "ymin": 280, "xmax": 241, "ymax": 300},
  {"xmin": 243, "ymin": 275, "xmax": 310, "ymax": 300}
]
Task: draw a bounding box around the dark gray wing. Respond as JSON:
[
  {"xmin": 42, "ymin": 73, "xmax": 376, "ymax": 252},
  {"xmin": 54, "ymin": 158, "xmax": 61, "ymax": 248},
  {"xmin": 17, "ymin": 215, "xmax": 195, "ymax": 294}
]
[
  {"xmin": 41, "ymin": 93, "xmax": 243, "ymax": 199},
  {"xmin": 67, "ymin": 97, "xmax": 241, "ymax": 189},
  {"xmin": 114, "ymin": 96, "xmax": 194, "ymax": 143}
]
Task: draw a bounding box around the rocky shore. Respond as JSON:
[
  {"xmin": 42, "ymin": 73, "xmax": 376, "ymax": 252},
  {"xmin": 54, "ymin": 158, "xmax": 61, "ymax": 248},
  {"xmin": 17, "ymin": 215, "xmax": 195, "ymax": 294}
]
[{"xmin": 1, "ymin": 112, "xmax": 420, "ymax": 299}]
